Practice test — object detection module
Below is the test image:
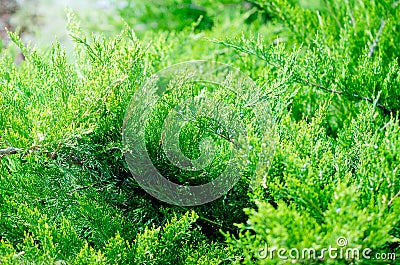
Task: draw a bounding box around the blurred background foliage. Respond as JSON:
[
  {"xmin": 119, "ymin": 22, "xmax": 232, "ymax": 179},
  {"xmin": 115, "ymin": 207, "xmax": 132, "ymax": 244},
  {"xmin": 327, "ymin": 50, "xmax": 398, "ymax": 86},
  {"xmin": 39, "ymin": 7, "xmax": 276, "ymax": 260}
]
[{"xmin": 1, "ymin": 0, "xmax": 399, "ymax": 264}]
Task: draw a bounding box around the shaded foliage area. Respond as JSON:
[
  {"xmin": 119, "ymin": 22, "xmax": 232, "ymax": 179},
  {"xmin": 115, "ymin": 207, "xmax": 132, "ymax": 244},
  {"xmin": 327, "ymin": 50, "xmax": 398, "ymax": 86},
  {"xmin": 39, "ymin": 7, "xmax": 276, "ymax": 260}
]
[{"xmin": 0, "ymin": 0, "xmax": 399, "ymax": 264}]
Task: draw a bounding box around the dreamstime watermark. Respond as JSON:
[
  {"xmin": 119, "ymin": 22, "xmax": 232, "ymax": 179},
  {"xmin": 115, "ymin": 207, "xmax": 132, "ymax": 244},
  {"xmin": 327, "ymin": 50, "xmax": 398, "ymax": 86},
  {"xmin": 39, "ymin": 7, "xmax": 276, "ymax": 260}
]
[
  {"xmin": 122, "ymin": 61, "xmax": 274, "ymax": 206},
  {"xmin": 257, "ymin": 236, "xmax": 397, "ymax": 261}
]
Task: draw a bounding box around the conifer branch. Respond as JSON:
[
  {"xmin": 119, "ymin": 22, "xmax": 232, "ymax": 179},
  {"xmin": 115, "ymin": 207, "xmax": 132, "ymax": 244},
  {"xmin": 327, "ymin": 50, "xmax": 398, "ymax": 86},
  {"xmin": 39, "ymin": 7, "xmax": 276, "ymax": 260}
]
[
  {"xmin": 368, "ymin": 19, "xmax": 386, "ymax": 58},
  {"xmin": 299, "ymin": 78, "xmax": 393, "ymax": 115},
  {"xmin": 68, "ymin": 182, "xmax": 102, "ymax": 194},
  {"xmin": 388, "ymin": 191, "xmax": 400, "ymax": 207},
  {"xmin": 216, "ymin": 40, "xmax": 396, "ymax": 117},
  {"xmin": 0, "ymin": 147, "xmax": 22, "ymax": 158}
]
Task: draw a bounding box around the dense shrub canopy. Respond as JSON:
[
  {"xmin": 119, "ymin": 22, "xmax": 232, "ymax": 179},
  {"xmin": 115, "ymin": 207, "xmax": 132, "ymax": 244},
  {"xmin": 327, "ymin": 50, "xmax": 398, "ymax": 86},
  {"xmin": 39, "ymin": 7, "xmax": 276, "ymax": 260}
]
[{"xmin": 0, "ymin": 0, "xmax": 399, "ymax": 264}]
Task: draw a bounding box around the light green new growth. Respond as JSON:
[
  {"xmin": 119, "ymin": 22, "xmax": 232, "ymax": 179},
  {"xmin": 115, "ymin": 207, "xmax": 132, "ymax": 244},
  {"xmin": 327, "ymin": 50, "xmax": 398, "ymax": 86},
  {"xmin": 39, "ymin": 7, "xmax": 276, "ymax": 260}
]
[{"xmin": 0, "ymin": 0, "xmax": 399, "ymax": 264}]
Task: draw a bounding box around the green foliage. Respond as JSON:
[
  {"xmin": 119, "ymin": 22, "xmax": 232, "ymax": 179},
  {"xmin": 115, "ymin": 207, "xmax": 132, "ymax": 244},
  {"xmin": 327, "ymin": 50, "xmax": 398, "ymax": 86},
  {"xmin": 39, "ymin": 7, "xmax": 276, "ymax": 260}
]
[
  {"xmin": 1, "ymin": 0, "xmax": 400, "ymax": 264},
  {"xmin": 115, "ymin": 0, "xmax": 245, "ymax": 32},
  {"xmin": 0, "ymin": 207, "xmax": 228, "ymax": 264},
  {"xmin": 226, "ymin": 107, "xmax": 400, "ymax": 264},
  {"xmin": 227, "ymin": 185, "xmax": 400, "ymax": 264}
]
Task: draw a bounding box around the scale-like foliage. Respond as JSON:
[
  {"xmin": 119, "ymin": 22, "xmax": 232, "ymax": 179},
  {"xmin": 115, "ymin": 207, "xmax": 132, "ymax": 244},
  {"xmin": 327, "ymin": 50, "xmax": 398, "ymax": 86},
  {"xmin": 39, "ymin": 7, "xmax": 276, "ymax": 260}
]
[{"xmin": 0, "ymin": 0, "xmax": 399, "ymax": 264}]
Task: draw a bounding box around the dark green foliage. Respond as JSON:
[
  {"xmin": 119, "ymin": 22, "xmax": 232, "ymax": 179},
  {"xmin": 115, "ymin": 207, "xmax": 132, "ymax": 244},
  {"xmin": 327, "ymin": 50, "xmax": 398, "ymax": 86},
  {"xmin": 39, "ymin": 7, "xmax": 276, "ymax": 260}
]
[{"xmin": 1, "ymin": 0, "xmax": 400, "ymax": 264}]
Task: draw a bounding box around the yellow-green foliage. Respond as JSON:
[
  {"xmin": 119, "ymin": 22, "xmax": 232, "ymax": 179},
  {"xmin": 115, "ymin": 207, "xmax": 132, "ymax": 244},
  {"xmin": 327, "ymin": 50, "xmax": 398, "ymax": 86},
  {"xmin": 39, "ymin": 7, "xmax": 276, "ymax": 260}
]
[{"xmin": 1, "ymin": 0, "xmax": 399, "ymax": 264}]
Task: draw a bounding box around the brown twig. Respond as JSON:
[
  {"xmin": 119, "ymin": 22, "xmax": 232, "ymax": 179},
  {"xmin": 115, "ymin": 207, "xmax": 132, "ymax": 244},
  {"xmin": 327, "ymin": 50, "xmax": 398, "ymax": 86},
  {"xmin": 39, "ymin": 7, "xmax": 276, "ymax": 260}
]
[
  {"xmin": 299, "ymin": 77, "xmax": 393, "ymax": 116},
  {"xmin": 0, "ymin": 147, "xmax": 22, "ymax": 158},
  {"xmin": 388, "ymin": 191, "xmax": 400, "ymax": 207},
  {"xmin": 0, "ymin": 146, "xmax": 81, "ymax": 166},
  {"xmin": 368, "ymin": 19, "xmax": 386, "ymax": 58},
  {"xmin": 299, "ymin": 78, "xmax": 344, "ymax": 95}
]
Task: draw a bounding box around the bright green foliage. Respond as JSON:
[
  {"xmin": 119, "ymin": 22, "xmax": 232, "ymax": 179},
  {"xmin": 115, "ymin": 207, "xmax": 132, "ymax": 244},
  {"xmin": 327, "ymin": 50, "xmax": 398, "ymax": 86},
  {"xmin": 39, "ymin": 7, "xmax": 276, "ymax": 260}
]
[
  {"xmin": 227, "ymin": 188, "xmax": 400, "ymax": 264},
  {"xmin": 116, "ymin": 0, "xmax": 245, "ymax": 32},
  {"xmin": 1, "ymin": 0, "xmax": 400, "ymax": 264},
  {"xmin": 0, "ymin": 207, "xmax": 228, "ymax": 264}
]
